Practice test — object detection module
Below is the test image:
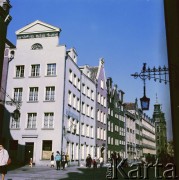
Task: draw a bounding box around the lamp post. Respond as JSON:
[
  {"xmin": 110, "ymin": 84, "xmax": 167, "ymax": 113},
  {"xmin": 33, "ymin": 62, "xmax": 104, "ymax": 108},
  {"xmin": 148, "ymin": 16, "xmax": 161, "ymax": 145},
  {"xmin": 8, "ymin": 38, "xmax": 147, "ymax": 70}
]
[{"xmin": 131, "ymin": 63, "xmax": 169, "ymax": 110}]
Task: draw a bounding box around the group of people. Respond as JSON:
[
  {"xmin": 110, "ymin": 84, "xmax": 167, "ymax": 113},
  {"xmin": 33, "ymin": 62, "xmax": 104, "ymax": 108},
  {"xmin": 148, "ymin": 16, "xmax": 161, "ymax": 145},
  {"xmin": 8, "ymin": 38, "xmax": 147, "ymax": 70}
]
[
  {"xmin": 50, "ymin": 151, "xmax": 69, "ymax": 170},
  {"xmin": 86, "ymin": 154, "xmax": 104, "ymax": 168}
]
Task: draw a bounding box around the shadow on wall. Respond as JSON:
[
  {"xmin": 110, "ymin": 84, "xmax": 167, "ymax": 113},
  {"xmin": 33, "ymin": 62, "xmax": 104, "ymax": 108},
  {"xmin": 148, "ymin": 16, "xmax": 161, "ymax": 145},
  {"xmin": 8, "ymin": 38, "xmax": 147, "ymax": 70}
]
[{"xmin": 1, "ymin": 104, "xmax": 27, "ymax": 170}]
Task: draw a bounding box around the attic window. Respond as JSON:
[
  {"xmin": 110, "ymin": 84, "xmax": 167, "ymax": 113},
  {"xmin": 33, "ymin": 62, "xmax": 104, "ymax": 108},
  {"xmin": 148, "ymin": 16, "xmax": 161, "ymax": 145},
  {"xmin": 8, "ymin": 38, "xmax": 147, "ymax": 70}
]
[{"xmin": 31, "ymin": 43, "xmax": 43, "ymax": 50}]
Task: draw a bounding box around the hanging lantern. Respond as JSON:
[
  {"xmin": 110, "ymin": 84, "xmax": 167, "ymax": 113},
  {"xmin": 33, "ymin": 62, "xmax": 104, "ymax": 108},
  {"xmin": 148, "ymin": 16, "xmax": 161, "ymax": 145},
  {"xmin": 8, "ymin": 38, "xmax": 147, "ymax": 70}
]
[
  {"xmin": 13, "ymin": 109, "xmax": 20, "ymax": 121},
  {"xmin": 140, "ymin": 95, "xmax": 150, "ymax": 110}
]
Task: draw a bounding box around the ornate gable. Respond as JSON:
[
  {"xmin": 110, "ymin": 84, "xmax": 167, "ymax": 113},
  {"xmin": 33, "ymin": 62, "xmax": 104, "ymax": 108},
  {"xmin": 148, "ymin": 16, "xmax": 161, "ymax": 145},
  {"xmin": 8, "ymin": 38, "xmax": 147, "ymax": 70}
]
[{"xmin": 16, "ymin": 20, "xmax": 61, "ymax": 39}]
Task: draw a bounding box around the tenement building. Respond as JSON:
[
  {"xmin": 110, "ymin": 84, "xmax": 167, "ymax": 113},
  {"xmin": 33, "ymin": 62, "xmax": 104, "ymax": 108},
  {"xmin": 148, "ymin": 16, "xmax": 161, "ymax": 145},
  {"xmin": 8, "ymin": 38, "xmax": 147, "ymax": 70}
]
[
  {"xmin": 2, "ymin": 20, "xmax": 100, "ymax": 165},
  {"xmin": 106, "ymin": 78, "xmax": 125, "ymax": 159}
]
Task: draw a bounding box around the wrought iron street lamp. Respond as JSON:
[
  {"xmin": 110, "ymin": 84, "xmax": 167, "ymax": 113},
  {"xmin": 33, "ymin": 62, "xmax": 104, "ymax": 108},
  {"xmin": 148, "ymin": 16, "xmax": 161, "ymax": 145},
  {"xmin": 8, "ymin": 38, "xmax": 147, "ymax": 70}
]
[{"xmin": 131, "ymin": 63, "xmax": 169, "ymax": 110}]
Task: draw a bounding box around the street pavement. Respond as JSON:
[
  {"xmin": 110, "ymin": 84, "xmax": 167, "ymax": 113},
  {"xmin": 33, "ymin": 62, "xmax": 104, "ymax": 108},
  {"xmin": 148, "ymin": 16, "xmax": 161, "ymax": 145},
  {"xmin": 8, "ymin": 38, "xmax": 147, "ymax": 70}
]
[{"xmin": 5, "ymin": 165, "xmax": 108, "ymax": 180}]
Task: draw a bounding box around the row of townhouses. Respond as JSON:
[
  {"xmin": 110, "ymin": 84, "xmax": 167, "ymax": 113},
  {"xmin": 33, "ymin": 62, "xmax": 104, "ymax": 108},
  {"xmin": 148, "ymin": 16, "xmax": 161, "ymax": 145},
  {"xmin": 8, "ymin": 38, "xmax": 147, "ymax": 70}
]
[{"xmin": 1, "ymin": 20, "xmax": 167, "ymax": 166}]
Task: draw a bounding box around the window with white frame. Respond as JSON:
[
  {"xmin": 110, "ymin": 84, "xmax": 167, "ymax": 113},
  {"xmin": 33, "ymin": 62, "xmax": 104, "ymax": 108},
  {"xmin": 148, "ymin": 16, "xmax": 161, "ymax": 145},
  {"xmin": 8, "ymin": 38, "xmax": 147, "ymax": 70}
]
[
  {"xmin": 82, "ymin": 102, "xmax": 85, "ymax": 114},
  {"xmin": 86, "ymin": 125, "xmax": 89, "ymax": 137},
  {"xmin": 91, "ymin": 126, "xmax": 93, "ymax": 138},
  {"xmin": 87, "ymin": 87, "xmax": 90, "ymax": 98},
  {"xmin": 104, "ymin": 113, "xmax": 106, "ymax": 124},
  {"xmin": 68, "ymin": 91, "xmax": 72, "ymax": 105},
  {"xmin": 97, "ymin": 93, "xmax": 100, "ymax": 103},
  {"xmin": 86, "ymin": 105, "xmax": 90, "ymax": 116},
  {"xmin": 101, "ymin": 95, "xmax": 103, "ymax": 106},
  {"xmin": 108, "ymin": 137, "xmax": 110, "ymax": 144},
  {"xmin": 16, "ymin": 65, "xmax": 24, "ymax": 78},
  {"xmin": 108, "ymin": 121, "xmax": 110, "ymax": 131},
  {"xmin": 82, "ymin": 83, "xmax": 85, "ymax": 94},
  {"xmin": 47, "ymin": 63, "xmax": 56, "ymax": 76},
  {"xmin": 69, "ymin": 69, "xmax": 72, "ymax": 82},
  {"xmin": 111, "ymin": 137, "xmax": 113, "ymax": 145},
  {"xmin": 77, "ymin": 98, "xmax": 80, "ymax": 111},
  {"xmin": 86, "ymin": 145, "xmax": 89, "ymax": 156},
  {"xmin": 101, "ymin": 80, "xmax": 104, "ymax": 89},
  {"xmin": 104, "ymin": 129, "xmax": 106, "ymax": 140},
  {"xmin": 101, "ymin": 111, "xmax": 103, "ymax": 123},
  {"xmin": 44, "ymin": 113, "xmax": 54, "ymax": 128},
  {"xmin": 104, "ymin": 97, "xmax": 106, "ymax": 107},
  {"xmin": 91, "ymin": 90, "xmax": 94, "ymax": 100},
  {"xmin": 76, "ymin": 144, "xmax": 79, "ymax": 160},
  {"xmin": 14, "ymin": 88, "xmax": 23, "ymax": 102},
  {"xmin": 77, "ymin": 78, "xmax": 80, "ymax": 90},
  {"xmin": 91, "ymin": 107, "xmax": 94, "ymax": 118},
  {"xmin": 73, "ymin": 95, "xmax": 76, "ymax": 109},
  {"xmin": 45, "ymin": 86, "xmax": 55, "ymax": 101},
  {"xmin": 97, "ymin": 109, "xmax": 100, "ymax": 121},
  {"xmin": 73, "ymin": 74, "xmax": 77, "ymax": 87},
  {"xmin": 81, "ymin": 123, "xmax": 85, "ymax": 136},
  {"xmin": 10, "ymin": 116, "xmax": 20, "ymax": 129},
  {"xmin": 76, "ymin": 121, "xmax": 79, "ymax": 134},
  {"xmin": 31, "ymin": 64, "xmax": 40, "ymax": 77},
  {"xmin": 29, "ymin": 87, "xmax": 38, "ymax": 101},
  {"xmin": 81, "ymin": 144, "xmax": 84, "ymax": 159},
  {"xmin": 108, "ymin": 108, "xmax": 110, "ymax": 115},
  {"xmin": 111, "ymin": 122, "xmax": 113, "ymax": 132},
  {"xmin": 101, "ymin": 128, "xmax": 103, "ymax": 140},
  {"xmin": 97, "ymin": 127, "xmax": 100, "ymax": 139},
  {"xmin": 27, "ymin": 113, "xmax": 37, "ymax": 128},
  {"xmin": 90, "ymin": 146, "xmax": 93, "ymax": 158}
]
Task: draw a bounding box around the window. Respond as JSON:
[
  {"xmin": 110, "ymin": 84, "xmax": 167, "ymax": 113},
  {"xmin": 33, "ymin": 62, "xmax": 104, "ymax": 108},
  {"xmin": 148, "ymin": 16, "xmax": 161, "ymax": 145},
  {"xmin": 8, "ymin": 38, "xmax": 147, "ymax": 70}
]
[
  {"xmin": 10, "ymin": 116, "xmax": 20, "ymax": 129},
  {"xmin": 101, "ymin": 111, "xmax": 103, "ymax": 123},
  {"xmin": 82, "ymin": 84, "xmax": 85, "ymax": 94},
  {"xmin": 31, "ymin": 64, "xmax": 40, "ymax": 77},
  {"xmin": 104, "ymin": 129, "xmax": 106, "ymax": 140},
  {"xmin": 31, "ymin": 43, "xmax": 43, "ymax": 50},
  {"xmin": 14, "ymin": 88, "xmax": 22, "ymax": 102},
  {"xmin": 97, "ymin": 93, "xmax": 100, "ymax": 103},
  {"xmin": 97, "ymin": 127, "xmax": 100, "ymax": 139},
  {"xmin": 76, "ymin": 144, "xmax": 79, "ymax": 160},
  {"xmin": 101, "ymin": 95, "xmax": 103, "ymax": 105},
  {"xmin": 69, "ymin": 69, "xmax": 73, "ymax": 82},
  {"xmin": 77, "ymin": 98, "xmax": 80, "ymax": 111},
  {"xmin": 68, "ymin": 91, "xmax": 72, "ymax": 105},
  {"xmin": 73, "ymin": 95, "xmax": 76, "ymax": 109},
  {"xmin": 77, "ymin": 79, "xmax": 80, "ymax": 90},
  {"xmin": 44, "ymin": 113, "xmax": 54, "ymax": 128},
  {"xmin": 87, "ymin": 87, "xmax": 90, "ymax": 98},
  {"xmin": 86, "ymin": 125, "xmax": 89, "ymax": 137},
  {"xmin": 81, "ymin": 144, "xmax": 84, "ymax": 159},
  {"xmin": 45, "ymin": 86, "xmax": 55, "ymax": 101},
  {"xmin": 16, "ymin": 65, "xmax": 24, "ymax": 77},
  {"xmin": 91, "ymin": 126, "xmax": 94, "ymax": 138},
  {"xmin": 97, "ymin": 109, "xmax": 100, "ymax": 121},
  {"xmin": 47, "ymin": 63, "xmax": 56, "ymax": 76},
  {"xmin": 108, "ymin": 137, "xmax": 110, "ymax": 144},
  {"xmin": 29, "ymin": 87, "xmax": 38, "ymax": 101},
  {"xmin": 91, "ymin": 107, "xmax": 94, "ymax": 118},
  {"xmin": 104, "ymin": 97, "xmax": 106, "ymax": 107},
  {"xmin": 73, "ymin": 74, "xmax": 77, "ymax": 86},
  {"xmin": 27, "ymin": 113, "xmax": 37, "ymax": 128},
  {"xmin": 81, "ymin": 123, "xmax": 85, "ymax": 136},
  {"xmin": 101, "ymin": 80, "xmax": 104, "ymax": 89},
  {"xmin": 86, "ymin": 105, "xmax": 90, "ymax": 116},
  {"xmin": 104, "ymin": 113, "xmax": 106, "ymax": 124},
  {"xmin": 91, "ymin": 90, "xmax": 94, "ymax": 100},
  {"xmin": 42, "ymin": 140, "xmax": 52, "ymax": 160},
  {"xmin": 82, "ymin": 102, "xmax": 85, "ymax": 114},
  {"xmin": 108, "ymin": 121, "xmax": 110, "ymax": 131},
  {"xmin": 101, "ymin": 128, "xmax": 103, "ymax": 140}
]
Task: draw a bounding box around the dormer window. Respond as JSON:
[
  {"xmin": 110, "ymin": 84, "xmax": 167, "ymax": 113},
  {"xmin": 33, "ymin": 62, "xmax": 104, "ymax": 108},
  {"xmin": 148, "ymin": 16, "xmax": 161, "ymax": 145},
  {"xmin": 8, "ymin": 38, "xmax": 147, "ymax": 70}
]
[{"xmin": 31, "ymin": 43, "xmax": 43, "ymax": 50}]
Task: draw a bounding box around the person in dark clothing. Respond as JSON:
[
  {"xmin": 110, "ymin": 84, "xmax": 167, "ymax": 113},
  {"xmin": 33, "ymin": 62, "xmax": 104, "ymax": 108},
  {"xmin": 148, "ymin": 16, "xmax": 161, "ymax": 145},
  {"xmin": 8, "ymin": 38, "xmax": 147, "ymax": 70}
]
[
  {"xmin": 86, "ymin": 154, "xmax": 92, "ymax": 168},
  {"xmin": 50, "ymin": 152, "xmax": 55, "ymax": 167},
  {"xmin": 55, "ymin": 151, "xmax": 61, "ymax": 170},
  {"xmin": 61, "ymin": 152, "xmax": 67, "ymax": 170}
]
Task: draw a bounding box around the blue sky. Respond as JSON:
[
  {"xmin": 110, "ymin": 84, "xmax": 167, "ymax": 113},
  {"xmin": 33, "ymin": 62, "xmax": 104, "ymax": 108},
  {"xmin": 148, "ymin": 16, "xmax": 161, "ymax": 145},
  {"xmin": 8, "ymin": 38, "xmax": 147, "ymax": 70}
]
[{"xmin": 7, "ymin": 0, "xmax": 172, "ymax": 140}]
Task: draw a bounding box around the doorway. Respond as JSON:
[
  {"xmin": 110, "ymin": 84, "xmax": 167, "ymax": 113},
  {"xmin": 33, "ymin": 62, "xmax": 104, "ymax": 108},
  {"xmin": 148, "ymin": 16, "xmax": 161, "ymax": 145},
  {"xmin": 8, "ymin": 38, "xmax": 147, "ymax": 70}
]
[{"xmin": 24, "ymin": 142, "xmax": 34, "ymax": 164}]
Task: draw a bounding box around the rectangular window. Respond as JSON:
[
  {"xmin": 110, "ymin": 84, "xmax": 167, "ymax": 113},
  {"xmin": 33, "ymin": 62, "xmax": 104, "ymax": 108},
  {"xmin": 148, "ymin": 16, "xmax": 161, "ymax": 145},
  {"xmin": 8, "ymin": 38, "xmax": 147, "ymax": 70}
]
[
  {"xmin": 27, "ymin": 113, "xmax": 37, "ymax": 128},
  {"xmin": 82, "ymin": 84, "xmax": 85, "ymax": 94},
  {"xmin": 47, "ymin": 63, "xmax": 56, "ymax": 76},
  {"xmin": 69, "ymin": 69, "xmax": 73, "ymax": 82},
  {"xmin": 77, "ymin": 79, "xmax": 80, "ymax": 90},
  {"xmin": 14, "ymin": 88, "xmax": 23, "ymax": 102},
  {"xmin": 68, "ymin": 91, "xmax": 72, "ymax": 105},
  {"xmin": 108, "ymin": 121, "xmax": 110, "ymax": 131},
  {"xmin": 73, "ymin": 95, "xmax": 76, "ymax": 109},
  {"xmin": 97, "ymin": 93, "xmax": 100, "ymax": 103},
  {"xmin": 104, "ymin": 113, "xmax": 106, "ymax": 124},
  {"xmin": 82, "ymin": 102, "xmax": 85, "ymax": 114},
  {"xmin": 86, "ymin": 125, "xmax": 89, "ymax": 137},
  {"xmin": 77, "ymin": 98, "xmax": 80, "ymax": 111},
  {"xmin": 73, "ymin": 74, "xmax": 77, "ymax": 87},
  {"xmin": 104, "ymin": 129, "xmax": 106, "ymax": 140},
  {"xmin": 91, "ymin": 90, "xmax": 94, "ymax": 100},
  {"xmin": 104, "ymin": 97, "xmax": 106, "ymax": 107},
  {"xmin": 10, "ymin": 116, "xmax": 20, "ymax": 129},
  {"xmin": 91, "ymin": 126, "xmax": 94, "ymax": 138},
  {"xmin": 101, "ymin": 111, "xmax": 103, "ymax": 123},
  {"xmin": 42, "ymin": 140, "xmax": 52, "ymax": 160},
  {"xmin": 16, "ymin": 65, "xmax": 24, "ymax": 77},
  {"xmin": 101, "ymin": 80, "xmax": 104, "ymax": 89},
  {"xmin": 31, "ymin": 64, "xmax": 40, "ymax": 77},
  {"xmin": 91, "ymin": 107, "xmax": 94, "ymax": 119},
  {"xmin": 101, "ymin": 95, "xmax": 103, "ymax": 105},
  {"xmin": 97, "ymin": 127, "xmax": 100, "ymax": 139},
  {"xmin": 101, "ymin": 128, "xmax": 103, "ymax": 140},
  {"xmin": 45, "ymin": 86, "xmax": 55, "ymax": 101},
  {"xmin": 29, "ymin": 87, "xmax": 38, "ymax": 101},
  {"xmin": 86, "ymin": 105, "xmax": 90, "ymax": 116},
  {"xmin": 81, "ymin": 144, "xmax": 84, "ymax": 159},
  {"xmin": 97, "ymin": 109, "xmax": 100, "ymax": 121},
  {"xmin": 44, "ymin": 113, "xmax": 54, "ymax": 128},
  {"xmin": 87, "ymin": 87, "xmax": 90, "ymax": 98},
  {"xmin": 76, "ymin": 144, "xmax": 79, "ymax": 160},
  {"xmin": 82, "ymin": 123, "xmax": 85, "ymax": 136}
]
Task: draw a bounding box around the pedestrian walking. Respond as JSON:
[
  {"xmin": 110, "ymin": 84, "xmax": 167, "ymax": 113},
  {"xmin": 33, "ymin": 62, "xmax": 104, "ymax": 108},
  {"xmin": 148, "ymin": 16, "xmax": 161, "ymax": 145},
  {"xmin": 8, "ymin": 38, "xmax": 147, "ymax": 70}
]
[
  {"xmin": 66, "ymin": 153, "xmax": 70, "ymax": 167},
  {"xmin": 55, "ymin": 151, "xmax": 61, "ymax": 170},
  {"xmin": 61, "ymin": 152, "xmax": 67, "ymax": 170},
  {"xmin": 86, "ymin": 154, "xmax": 92, "ymax": 168},
  {"xmin": 99, "ymin": 156, "xmax": 104, "ymax": 168},
  {"xmin": 0, "ymin": 142, "xmax": 9, "ymax": 180},
  {"xmin": 50, "ymin": 152, "xmax": 55, "ymax": 167}
]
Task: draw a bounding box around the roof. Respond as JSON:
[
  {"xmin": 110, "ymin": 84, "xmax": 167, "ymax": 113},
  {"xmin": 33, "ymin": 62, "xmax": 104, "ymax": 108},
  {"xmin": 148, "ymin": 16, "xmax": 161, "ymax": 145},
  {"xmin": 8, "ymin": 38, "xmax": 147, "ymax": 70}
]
[
  {"xmin": 89, "ymin": 66, "xmax": 98, "ymax": 82},
  {"xmin": 124, "ymin": 103, "xmax": 136, "ymax": 110}
]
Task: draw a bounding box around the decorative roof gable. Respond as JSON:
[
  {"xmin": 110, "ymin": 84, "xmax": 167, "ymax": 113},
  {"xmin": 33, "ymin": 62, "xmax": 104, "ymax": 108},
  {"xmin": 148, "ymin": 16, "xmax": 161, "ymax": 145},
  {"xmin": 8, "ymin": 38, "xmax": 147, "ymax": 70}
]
[{"xmin": 16, "ymin": 20, "xmax": 60, "ymax": 35}]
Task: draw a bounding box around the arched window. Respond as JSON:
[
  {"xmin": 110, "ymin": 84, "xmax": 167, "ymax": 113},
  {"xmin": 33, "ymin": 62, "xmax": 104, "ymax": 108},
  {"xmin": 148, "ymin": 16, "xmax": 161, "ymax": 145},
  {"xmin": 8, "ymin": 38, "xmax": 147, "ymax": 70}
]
[{"xmin": 31, "ymin": 43, "xmax": 43, "ymax": 50}]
